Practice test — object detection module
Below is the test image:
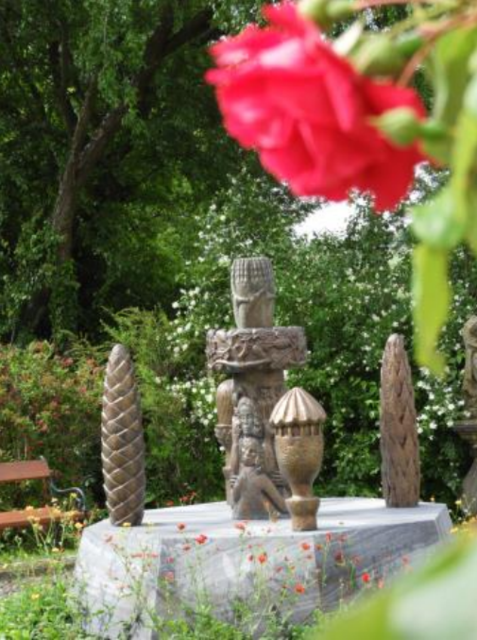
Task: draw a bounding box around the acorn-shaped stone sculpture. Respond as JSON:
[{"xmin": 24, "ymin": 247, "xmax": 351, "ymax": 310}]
[
  {"xmin": 380, "ymin": 334, "xmax": 420, "ymax": 508},
  {"xmin": 270, "ymin": 387, "xmax": 326, "ymax": 531},
  {"xmin": 101, "ymin": 344, "xmax": 145, "ymax": 526}
]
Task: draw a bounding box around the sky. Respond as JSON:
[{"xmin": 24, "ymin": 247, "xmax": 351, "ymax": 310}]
[{"xmin": 294, "ymin": 201, "xmax": 354, "ymax": 238}]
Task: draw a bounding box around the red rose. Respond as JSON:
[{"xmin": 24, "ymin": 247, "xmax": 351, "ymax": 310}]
[{"xmin": 206, "ymin": 2, "xmax": 427, "ymax": 211}]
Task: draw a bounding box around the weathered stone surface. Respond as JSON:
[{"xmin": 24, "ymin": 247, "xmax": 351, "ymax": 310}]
[
  {"xmin": 231, "ymin": 257, "xmax": 275, "ymax": 329},
  {"xmin": 102, "ymin": 344, "xmax": 145, "ymax": 527},
  {"xmin": 208, "ymin": 259, "xmax": 307, "ymax": 518},
  {"xmin": 75, "ymin": 498, "xmax": 452, "ymax": 639},
  {"xmin": 206, "ymin": 327, "xmax": 307, "ymax": 373},
  {"xmin": 380, "ymin": 334, "xmax": 420, "ymax": 508},
  {"xmin": 453, "ymin": 422, "xmax": 477, "ymax": 515},
  {"xmin": 463, "ymin": 316, "xmax": 477, "ymax": 419}
]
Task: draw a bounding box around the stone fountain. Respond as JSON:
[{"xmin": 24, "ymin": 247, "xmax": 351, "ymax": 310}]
[{"xmin": 74, "ymin": 257, "xmax": 452, "ymax": 640}]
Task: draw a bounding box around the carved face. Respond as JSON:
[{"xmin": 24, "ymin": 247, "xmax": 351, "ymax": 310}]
[
  {"xmin": 232, "ymin": 287, "xmax": 275, "ymax": 329},
  {"xmin": 241, "ymin": 438, "xmax": 263, "ymax": 467},
  {"xmin": 237, "ymin": 399, "xmax": 263, "ymax": 438},
  {"xmin": 231, "ymin": 258, "xmax": 275, "ymax": 329}
]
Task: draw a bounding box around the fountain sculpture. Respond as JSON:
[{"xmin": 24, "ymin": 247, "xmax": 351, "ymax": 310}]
[
  {"xmin": 206, "ymin": 257, "xmax": 307, "ymax": 519},
  {"xmin": 74, "ymin": 258, "xmax": 452, "ymax": 640}
]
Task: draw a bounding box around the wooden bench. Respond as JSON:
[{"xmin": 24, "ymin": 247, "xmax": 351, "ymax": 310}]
[{"xmin": 0, "ymin": 459, "xmax": 86, "ymax": 531}]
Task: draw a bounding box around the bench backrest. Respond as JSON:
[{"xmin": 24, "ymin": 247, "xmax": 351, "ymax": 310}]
[{"xmin": 0, "ymin": 460, "xmax": 51, "ymax": 484}]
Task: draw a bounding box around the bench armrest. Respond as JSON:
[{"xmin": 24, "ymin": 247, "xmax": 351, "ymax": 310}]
[{"xmin": 49, "ymin": 479, "xmax": 87, "ymax": 513}]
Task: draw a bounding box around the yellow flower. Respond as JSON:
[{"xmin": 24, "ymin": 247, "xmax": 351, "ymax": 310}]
[
  {"xmin": 430, "ymin": 496, "xmax": 435, "ymax": 502},
  {"xmin": 31, "ymin": 593, "xmax": 40, "ymax": 600},
  {"xmin": 122, "ymin": 522, "xmax": 131, "ymax": 528},
  {"xmin": 25, "ymin": 505, "xmax": 35, "ymax": 511},
  {"xmin": 52, "ymin": 547, "xmax": 60, "ymax": 553},
  {"xmin": 74, "ymin": 522, "xmax": 84, "ymax": 530},
  {"xmin": 450, "ymin": 527, "xmax": 459, "ymax": 534},
  {"xmin": 455, "ymin": 499, "xmax": 462, "ymax": 507}
]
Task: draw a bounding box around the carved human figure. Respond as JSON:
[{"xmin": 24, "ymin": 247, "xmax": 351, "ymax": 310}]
[
  {"xmin": 230, "ymin": 396, "xmax": 264, "ymax": 478},
  {"xmin": 463, "ymin": 316, "xmax": 477, "ymax": 419},
  {"xmin": 231, "ymin": 258, "xmax": 275, "ymax": 329},
  {"xmin": 232, "ymin": 437, "xmax": 287, "ymax": 519}
]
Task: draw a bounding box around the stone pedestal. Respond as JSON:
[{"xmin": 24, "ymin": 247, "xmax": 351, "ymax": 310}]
[{"xmin": 74, "ymin": 498, "xmax": 452, "ymax": 639}]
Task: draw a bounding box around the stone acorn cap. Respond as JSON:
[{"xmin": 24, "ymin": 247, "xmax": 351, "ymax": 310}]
[{"xmin": 270, "ymin": 387, "xmax": 326, "ymax": 427}]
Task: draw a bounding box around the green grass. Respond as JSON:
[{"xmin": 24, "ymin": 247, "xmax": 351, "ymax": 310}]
[{"xmin": 0, "ymin": 569, "xmax": 323, "ymax": 640}]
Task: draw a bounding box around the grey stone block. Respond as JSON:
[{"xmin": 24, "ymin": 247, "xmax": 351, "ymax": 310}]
[{"xmin": 74, "ymin": 498, "xmax": 452, "ymax": 639}]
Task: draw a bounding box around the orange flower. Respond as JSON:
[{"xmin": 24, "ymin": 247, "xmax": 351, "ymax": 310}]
[
  {"xmin": 177, "ymin": 523, "xmax": 186, "ymax": 531},
  {"xmin": 235, "ymin": 522, "xmax": 247, "ymax": 531},
  {"xmin": 195, "ymin": 534, "xmax": 208, "ymax": 545},
  {"xmin": 294, "ymin": 583, "xmax": 306, "ymax": 594},
  {"xmin": 183, "ymin": 544, "xmax": 191, "ymax": 552},
  {"xmin": 257, "ymin": 553, "xmax": 267, "ymax": 564},
  {"xmin": 361, "ymin": 572, "xmax": 371, "ymax": 584},
  {"xmin": 325, "ymin": 532, "xmax": 333, "ymax": 543},
  {"xmin": 165, "ymin": 500, "xmax": 174, "ymax": 507},
  {"xmin": 334, "ymin": 551, "xmax": 344, "ymax": 564},
  {"xmin": 248, "ymin": 554, "xmax": 254, "ymax": 562},
  {"xmin": 301, "ymin": 542, "xmax": 311, "ymax": 551}
]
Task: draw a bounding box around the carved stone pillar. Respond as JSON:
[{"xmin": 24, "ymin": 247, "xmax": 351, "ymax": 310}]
[
  {"xmin": 101, "ymin": 344, "xmax": 145, "ymax": 526},
  {"xmin": 207, "ymin": 258, "xmax": 307, "ymax": 520},
  {"xmin": 380, "ymin": 334, "xmax": 420, "ymax": 508}
]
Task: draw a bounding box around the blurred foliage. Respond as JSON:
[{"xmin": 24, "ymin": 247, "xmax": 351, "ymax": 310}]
[{"xmin": 311, "ymin": 533, "xmax": 477, "ymax": 640}]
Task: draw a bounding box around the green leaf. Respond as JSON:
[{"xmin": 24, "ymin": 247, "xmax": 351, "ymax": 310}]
[
  {"xmin": 464, "ymin": 187, "xmax": 477, "ymax": 256},
  {"xmin": 411, "ymin": 187, "xmax": 465, "ymax": 250},
  {"xmin": 412, "ymin": 244, "xmax": 450, "ymax": 374},
  {"xmin": 430, "ymin": 26, "xmax": 477, "ymax": 128},
  {"xmin": 464, "ymin": 73, "xmax": 477, "ymax": 118},
  {"xmin": 450, "ymin": 82, "xmax": 477, "ymax": 255}
]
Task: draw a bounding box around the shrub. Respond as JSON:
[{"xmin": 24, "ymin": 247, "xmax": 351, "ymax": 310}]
[{"xmin": 0, "ymin": 340, "xmax": 104, "ymax": 510}]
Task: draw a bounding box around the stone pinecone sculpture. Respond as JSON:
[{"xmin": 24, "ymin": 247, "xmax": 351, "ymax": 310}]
[
  {"xmin": 380, "ymin": 334, "xmax": 420, "ymax": 508},
  {"xmin": 102, "ymin": 344, "xmax": 145, "ymax": 526}
]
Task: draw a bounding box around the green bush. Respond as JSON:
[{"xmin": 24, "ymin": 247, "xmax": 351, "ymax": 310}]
[{"xmin": 0, "ymin": 341, "xmax": 103, "ymax": 510}]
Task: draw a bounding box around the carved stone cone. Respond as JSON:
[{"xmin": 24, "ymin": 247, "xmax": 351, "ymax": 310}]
[
  {"xmin": 270, "ymin": 387, "xmax": 326, "ymax": 531},
  {"xmin": 380, "ymin": 334, "xmax": 420, "ymax": 508},
  {"xmin": 102, "ymin": 344, "xmax": 145, "ymax": 526}
]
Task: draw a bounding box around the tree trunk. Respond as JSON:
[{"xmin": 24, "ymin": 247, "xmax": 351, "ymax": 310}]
[{"xmin": 51, "ymin": 156, "xmax": 80, "ymax": 263}]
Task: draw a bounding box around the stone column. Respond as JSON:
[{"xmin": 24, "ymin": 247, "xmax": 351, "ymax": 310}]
[{"xmin": 206, "ymin": 258, "xmax": 307, "ymax": 520}]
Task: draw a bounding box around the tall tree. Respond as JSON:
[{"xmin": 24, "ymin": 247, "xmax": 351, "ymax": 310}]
[{"xmin": 0, "ymin": 0, "xmax": 268, "ymax": 340}]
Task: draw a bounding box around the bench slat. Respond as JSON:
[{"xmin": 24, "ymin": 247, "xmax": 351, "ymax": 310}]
[
  {"xmin": 0, "ymin": 460, "xmax": 51, "ymax": 483},
  {"xmin": 0, "ymin": 507, "xmax": 62, "ymax": 531}
]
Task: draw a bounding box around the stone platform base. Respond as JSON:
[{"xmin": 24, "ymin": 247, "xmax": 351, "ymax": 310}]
[{"xmin": 74, "ymin": 498, "xmax": 451, "ymax": 639}]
